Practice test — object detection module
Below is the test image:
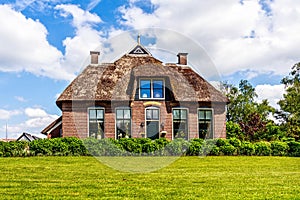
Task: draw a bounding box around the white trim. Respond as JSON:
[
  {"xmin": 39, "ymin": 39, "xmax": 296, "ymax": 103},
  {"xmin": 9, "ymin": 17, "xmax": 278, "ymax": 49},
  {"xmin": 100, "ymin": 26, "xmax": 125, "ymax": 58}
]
[
  {"xmin": 46, "ymin": 121, "xmax": 62, "ymax": 135},
  {"xmin": 144, "ymin": 106, "xmax": 160, "ymax": 139},
  {"xmin": 87, "ymin": 107, "xmax": 105, "ymax": 138},
  {"xmin": 197, "ymin": 108, "xmax": 214, "ymax": 139},
  {"xmin": 115, "ymin": 107, "xmax": 132, "ymax": 139},
  {"xmin": 139, "ymin": 78, "xmax": 165, "ymax": 100},
  {"xmin": 171, "ymin": 107, "xmax": 189, "ymax": 140}
]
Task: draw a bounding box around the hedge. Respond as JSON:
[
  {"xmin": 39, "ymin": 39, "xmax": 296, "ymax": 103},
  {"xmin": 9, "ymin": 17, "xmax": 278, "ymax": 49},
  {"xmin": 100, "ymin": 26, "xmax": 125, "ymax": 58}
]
[{"xmin": 0, "ymin": 137, "xmax": 299, "ymax": 157}]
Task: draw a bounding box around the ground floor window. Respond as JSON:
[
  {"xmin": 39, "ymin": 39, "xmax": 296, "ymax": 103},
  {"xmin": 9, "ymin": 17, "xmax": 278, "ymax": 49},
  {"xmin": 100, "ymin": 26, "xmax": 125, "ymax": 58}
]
[
  {"xmin": 89, "ymin": 108, "xmax": 104, "ymax": 139},
  {"xmin": 145, "ymin": 107, "xmax": 160, "ymax": 139},
  {"xmin": 173, "ymin": 108, "xmax": 188, "ymax": 139},
  {"xmin": 116, "ymin": 108, "xmax": 131, "ymax": 139},
  {"xmin": 198, "ymin": 109, "xmax": 213, "ymax": 139}
]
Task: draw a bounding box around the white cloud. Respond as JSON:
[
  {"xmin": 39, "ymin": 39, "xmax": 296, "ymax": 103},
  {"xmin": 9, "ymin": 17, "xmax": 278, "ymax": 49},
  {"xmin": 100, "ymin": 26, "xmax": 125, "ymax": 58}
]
[
  {"xmin": 255, "ymin": 84, "xmax": 285, "ymax": 109},
  {"xmin": 118, "ymin": 0, "xmax": 300, "ymax": 78},
  {"xmin": 1, "ymin": 107, "xmax": 59, "ymax": 138},
  {"xmin": 15, "ymin": 96, "xmax": 27, "ymax": 102},
  {"xmin": 25, "ymin": 107, "xmax": 48, "ymax": 118},
  {"xmin": 0, "ymin": 4, "xmax": 74, "ymax": 80},
  {"xmin": 0, "ymin": 109, "xmax": 22, "ymax": 120},
  {"xmin": 55, "ymin": 4, "xmax": 106, "ymax": 73}
]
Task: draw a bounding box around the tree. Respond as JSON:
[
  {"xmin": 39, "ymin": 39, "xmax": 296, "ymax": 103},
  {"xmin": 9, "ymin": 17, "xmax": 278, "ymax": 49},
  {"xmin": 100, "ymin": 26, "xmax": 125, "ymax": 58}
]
[
  {"xmin": 224, "ymin": 80, "xmax": 275, "ymax": 141},
  {"xmin": 278, "ymin": 63, "xmax": 300, "ymax": 140}
]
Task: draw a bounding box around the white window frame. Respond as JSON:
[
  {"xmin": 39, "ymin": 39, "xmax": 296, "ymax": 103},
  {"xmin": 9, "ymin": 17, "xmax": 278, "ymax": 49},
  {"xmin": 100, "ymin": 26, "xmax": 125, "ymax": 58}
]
[
  {"xmin": 172, "ymin": 107, "xmax": 189, "ymax": 140},
  {"xmin": 197, "ymin": 108, "xmax": 214, "ymax": 139},
  {"xmin": 139, "ymin": 78, "xmax": 165, "ymax": 100},
  {"xmin": 87, "ymin": 107, "xmax": 105, "ymax": 139},
  {"xmin": 115, "ymin": 107, "xmax": 132, "ymax": 139}
]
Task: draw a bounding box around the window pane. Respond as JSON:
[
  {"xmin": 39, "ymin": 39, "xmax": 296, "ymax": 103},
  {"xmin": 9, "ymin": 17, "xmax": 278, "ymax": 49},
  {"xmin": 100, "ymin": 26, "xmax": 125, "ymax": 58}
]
[
  {"xmin": 206, "ymin": 111, "xmax": 212, "ymax": 120},
  {"xmin": 124, "ymin": 109, "xmax": 131, "ymax": 119},
  {"xmin": 181, "ymin": 110, "xmax": 187, "ymax": 119},
  {"xmin": 146, "ymin": 109, "xmax": 152, "ymax": 120},
  {"xmin": 140, "ymin": 89, "xmax": 151, "ymax": 98},
  {"xmin": 116, "ymin": 110, "xmax": 123, "ymax": 119},
  {"xmin": 152, "ymin": 109, "xmax": 159, "ymax": 120},
  {"xmin": 140, "ymin": 80, "xmax": 151, "ymax": 88},
  {"xmin": 97, "ymin": 109, "xmax": 104, "ymax": 119},
  {"xmin": 153, "ymin": 89, "xmax": 163, "ymax": 98},
  {"xmin": 89, "ymin": 110, "xmax": 96, "ymax": 119},
  {"xmin": 173, "ymin": 109, "xmax": 180, "ymax": 119},
  {"xmin": 198, "ymin": 110, "xmax": 205, "ymax": 119},
  {"xmin": 153, "ymin": 80, "xmax": 163, "ymax": 88}
]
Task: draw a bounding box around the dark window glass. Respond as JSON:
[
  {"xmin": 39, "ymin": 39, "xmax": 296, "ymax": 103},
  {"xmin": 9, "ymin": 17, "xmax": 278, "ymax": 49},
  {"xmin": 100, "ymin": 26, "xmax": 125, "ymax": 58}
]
[
  {"xmin": 116, "ymin": 108, "xmax": 131, "ymax": 139},
  {"xmin": 145, "ymin": 108, "xmax": 160, "ymax": 139},
  {"xmin": 89, "ymin": 108, "xmax": 104, "ymax": 139},
  {"xmin": 198, "ymin": 110, "xmax": 213, "ymax": 139},
  {"xmin": 172, "ymin": 109, "xmax": 188, "ymax": 139}
]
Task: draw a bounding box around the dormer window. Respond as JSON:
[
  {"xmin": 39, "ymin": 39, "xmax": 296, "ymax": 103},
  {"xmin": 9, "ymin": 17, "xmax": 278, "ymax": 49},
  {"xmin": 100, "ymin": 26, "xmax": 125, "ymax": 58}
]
[{"xmin": 139, "ymin": 79, "xmax": 164, "ymax": 99}]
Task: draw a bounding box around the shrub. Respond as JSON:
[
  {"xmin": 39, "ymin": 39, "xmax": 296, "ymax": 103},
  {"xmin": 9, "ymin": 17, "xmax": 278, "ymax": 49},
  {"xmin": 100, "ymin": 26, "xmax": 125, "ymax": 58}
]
[
  {"xmin": 287, "ymin": 141, "xmax": 300, "ymax": 157},
  {"xmin": 271, "ymin": 141, "xmax": 289, "ymax": 156},
  {"xmin": 226, "ymin": 121, "xmax": 244, "ymax": 140},
  {"xmin": 240, "ymin": 141, "xmax": 255, "ymax": 156},
  {"xmin": 187, "ymin": 139, "xmax": 204, "ymax": 156},
  {"xmin": 220, "ymin": 144, "xmax": 236, "ymax": 156},
  {"xmin": 165, "ymin": 138, "xmax": 189, "ymax": 156},
  {"xmin": 254, "ymin": 141, "xmax": 272, "ymax": 156}
]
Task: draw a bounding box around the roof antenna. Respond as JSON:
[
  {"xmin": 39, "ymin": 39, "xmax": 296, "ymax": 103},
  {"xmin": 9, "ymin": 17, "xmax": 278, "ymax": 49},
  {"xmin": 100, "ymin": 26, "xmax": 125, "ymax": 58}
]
[{"xmin": 137, "ymin": 34, "xmax": 141, "ymax": 45}]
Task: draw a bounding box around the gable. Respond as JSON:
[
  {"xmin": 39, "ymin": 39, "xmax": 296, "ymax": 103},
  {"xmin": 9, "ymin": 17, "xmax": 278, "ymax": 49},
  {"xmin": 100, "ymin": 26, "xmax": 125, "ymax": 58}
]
[{"xmin": 128, "ymin": 45, "xmax": 151, "ymax": 56}]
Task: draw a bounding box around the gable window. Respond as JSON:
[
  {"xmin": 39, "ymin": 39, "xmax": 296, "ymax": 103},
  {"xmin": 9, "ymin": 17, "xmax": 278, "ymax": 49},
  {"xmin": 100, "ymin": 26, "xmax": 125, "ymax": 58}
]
[
  {"xmin": 116, "ymin": 108, "xmax": 131, "ymax": 139},
  {"xmin": 140, "ymin": 79, "xmax": 164, "ymax": 99},
  {"xmin": 88, "ymin": 108, "xmax": 104, "ymax": 139},
  {"xmin": 198, "ymin": 109, "xmax": 213, "ymax": 139},
  {"xmin": 173, "ymin": 108, "xmax": 188, "ymax": 139}
]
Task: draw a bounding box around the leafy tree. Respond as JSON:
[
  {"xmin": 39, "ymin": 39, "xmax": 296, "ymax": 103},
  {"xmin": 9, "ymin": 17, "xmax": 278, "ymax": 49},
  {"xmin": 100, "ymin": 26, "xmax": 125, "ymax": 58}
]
[
  {"xmin": 278, "ymin": 63, "xmax": 300, "ymax": 140},
  {"xmin": 224, "ymin": 80, "xmax": 275, "ymax": 141}
]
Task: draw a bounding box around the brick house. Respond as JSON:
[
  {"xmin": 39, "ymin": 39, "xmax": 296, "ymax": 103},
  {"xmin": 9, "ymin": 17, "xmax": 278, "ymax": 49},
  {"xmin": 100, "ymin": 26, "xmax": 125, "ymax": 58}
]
[{"xmin": 42, "ymin": 40, "xmax": 228, "ymax": 140}]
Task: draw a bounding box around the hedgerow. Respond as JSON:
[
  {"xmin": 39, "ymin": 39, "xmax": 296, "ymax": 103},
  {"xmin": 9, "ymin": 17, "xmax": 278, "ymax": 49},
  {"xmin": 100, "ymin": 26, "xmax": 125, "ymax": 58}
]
[{"xmin": 0, "ymin": 137, "xmax": 299, "ymax": 157}]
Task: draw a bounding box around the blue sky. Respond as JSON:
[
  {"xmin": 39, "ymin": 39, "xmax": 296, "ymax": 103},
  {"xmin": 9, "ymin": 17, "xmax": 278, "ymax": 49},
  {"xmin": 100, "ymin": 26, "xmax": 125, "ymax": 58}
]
[{"xmin": 0, "ymin": 0, "xmax": 300, "ymax": 138}]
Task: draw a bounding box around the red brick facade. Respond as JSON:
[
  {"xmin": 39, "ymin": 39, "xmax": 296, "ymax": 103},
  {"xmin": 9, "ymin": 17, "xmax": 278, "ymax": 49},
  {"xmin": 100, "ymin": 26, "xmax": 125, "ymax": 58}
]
[{"xmin": 60, "ymin": 100, "xmax": 227, "ymax": 139}]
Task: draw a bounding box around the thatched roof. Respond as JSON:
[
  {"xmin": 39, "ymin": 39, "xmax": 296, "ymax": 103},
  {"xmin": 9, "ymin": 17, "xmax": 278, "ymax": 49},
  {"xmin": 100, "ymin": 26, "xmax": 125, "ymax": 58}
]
[{"xmin": 57, "ymin": 49, "xmax": 228, "ymax": 108}]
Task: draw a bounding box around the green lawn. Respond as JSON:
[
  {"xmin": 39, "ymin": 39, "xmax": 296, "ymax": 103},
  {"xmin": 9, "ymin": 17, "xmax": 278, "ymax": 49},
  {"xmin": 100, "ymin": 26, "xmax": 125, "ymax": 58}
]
[{"xmin": 0, "ymin": 156, "xmax": 299, "ymax": 199}]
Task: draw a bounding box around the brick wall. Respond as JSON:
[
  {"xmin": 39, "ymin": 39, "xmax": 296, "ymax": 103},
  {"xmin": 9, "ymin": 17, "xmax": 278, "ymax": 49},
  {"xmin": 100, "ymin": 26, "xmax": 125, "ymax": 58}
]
[{"xmin": 60, "ymin": 100, "xmax": 227, "ymax": 139}]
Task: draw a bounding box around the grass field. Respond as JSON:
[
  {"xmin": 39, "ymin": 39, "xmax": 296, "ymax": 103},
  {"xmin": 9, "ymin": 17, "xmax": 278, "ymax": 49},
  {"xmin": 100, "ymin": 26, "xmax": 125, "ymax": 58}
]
[{"xmin": 0, "ymin": 156, "xmax": 299, "ymax": 199}]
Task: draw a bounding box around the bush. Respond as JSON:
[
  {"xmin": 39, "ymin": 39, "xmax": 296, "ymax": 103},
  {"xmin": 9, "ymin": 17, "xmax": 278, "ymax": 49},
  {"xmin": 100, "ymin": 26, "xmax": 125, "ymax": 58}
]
[
  {"xmin": 220, "ymin": 144, "xmax": 236, "ymax": 155},
  {"xmin": 226, "ymin": 121, "xmax": 244, "ymax": 140},
  {"xmin": 187, "ymin": 139, "xmax": 204, "ymax": 156},
  {"xmin": 254, "ymin": 141, "xmax": 272, "ymax": 156},
  {"xmin": 287, "ymin": 141, "xmax": 300, "ymax": 157},
  {"xmin": 240, "ymin": 141, "xmax": 255, "ymax": 156},
  {"xmin": 165, "ymin": 138, "xmax": 189, "ymax": 156},
  {"xmin": 271, "ymin": 141, "xmax": 289, "ymax": 156}
]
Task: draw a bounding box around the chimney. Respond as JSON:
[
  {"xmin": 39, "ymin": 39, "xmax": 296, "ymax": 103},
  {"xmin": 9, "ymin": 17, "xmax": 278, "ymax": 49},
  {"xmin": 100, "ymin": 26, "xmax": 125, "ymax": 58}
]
[
  {"xmin": 177, "ymin": 53, "xmax": 188, "ymax": 65},
  {"xmin": 90, "ymin": 51, "xmax": 100, "ymax": 64}
]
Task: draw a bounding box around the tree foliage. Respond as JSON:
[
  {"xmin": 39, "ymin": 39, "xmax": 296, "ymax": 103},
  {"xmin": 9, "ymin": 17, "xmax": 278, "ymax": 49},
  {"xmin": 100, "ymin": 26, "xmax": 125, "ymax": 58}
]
[
  {"xmin": 224, "ymin": 80, "xmax": 275, "ymax": 141},
  {"xmin": 278, "ymin": 63, "xmax": 300, "ymax": 140}
]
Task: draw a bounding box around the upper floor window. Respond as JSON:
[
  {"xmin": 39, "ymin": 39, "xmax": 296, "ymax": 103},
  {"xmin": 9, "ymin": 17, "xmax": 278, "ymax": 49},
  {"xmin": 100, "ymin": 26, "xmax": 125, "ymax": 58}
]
[
  {"xmin": 139, "ymin": 79, "xmax": 164, "ymax": 99},
  {"xmin": 88, "ymin": 108, "xmax": 104, "ymax": 139}
]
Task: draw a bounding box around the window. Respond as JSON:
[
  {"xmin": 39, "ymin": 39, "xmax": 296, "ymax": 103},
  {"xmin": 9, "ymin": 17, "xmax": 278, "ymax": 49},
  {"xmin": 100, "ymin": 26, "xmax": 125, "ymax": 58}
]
[
  {"xmin": 89, "ymin": 108, "xmax": 104, "ymax": 139},
  {"xmin": 198, "ymin": 109, "xmax": 213, "ymax": 139},
  {"xmin": 145, "ymin": 107, "xmax": 160, "ymax": 139},
  {"xmin": 140, "ymin": 79, "xmax": 164, "ymax": 99},
  {"xmin": 173, "ymin": 108, "xmax": 188, "ymax": 139},
  {"xmin": 116, "ymin": 108, "xmax": 131, "ymax": 139}
]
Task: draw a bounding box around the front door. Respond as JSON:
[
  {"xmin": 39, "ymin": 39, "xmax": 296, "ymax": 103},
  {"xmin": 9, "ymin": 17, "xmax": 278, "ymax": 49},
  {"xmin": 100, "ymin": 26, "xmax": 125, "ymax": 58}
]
[{"xmin": 145, "ymin": 107, "xmax": 160, "ymax": 139}]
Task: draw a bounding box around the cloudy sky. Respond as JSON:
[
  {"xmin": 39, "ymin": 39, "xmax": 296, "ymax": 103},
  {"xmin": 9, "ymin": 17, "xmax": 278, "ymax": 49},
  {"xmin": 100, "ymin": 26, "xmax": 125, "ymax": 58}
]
[{"xmin": 0, "ymin": 0, "xmax": 299, "ymax": 138}]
